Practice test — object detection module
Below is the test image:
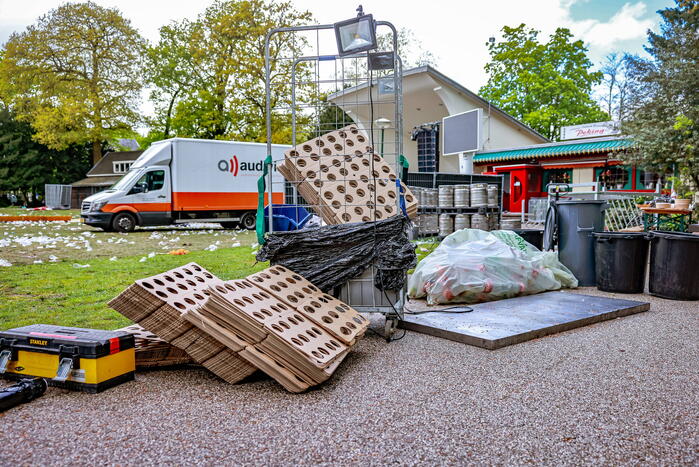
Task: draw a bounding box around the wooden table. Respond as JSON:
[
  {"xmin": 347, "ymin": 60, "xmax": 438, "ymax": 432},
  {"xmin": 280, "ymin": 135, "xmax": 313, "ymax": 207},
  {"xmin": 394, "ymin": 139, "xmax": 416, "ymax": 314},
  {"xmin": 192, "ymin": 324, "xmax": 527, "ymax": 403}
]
[{"xmin": 641, "ymin": 207, "xmax": 693, "ymax": 232}]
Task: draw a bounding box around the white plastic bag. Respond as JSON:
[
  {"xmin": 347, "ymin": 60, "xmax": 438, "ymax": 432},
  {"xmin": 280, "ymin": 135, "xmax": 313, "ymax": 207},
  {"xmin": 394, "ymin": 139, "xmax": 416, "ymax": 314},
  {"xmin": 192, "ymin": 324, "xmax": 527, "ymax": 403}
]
[{"xmin": 408, "ymin": 229, "xmax": 578, "ymax": 304}]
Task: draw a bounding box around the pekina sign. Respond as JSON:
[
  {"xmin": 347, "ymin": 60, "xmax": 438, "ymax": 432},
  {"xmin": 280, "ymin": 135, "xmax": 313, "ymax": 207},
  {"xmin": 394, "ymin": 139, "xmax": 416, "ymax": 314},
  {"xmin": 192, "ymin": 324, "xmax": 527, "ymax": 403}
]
[{"xmin": 560, "ymin": 121, "xmax": 620, "ymax": 140}]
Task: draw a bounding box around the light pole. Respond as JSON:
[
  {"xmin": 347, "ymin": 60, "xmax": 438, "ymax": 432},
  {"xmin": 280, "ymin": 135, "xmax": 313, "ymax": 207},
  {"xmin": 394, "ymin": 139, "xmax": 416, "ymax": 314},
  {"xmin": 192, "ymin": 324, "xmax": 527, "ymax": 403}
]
[{"xmin": 375, "ymin": 117, "xmax": 391, "ymax": 158}]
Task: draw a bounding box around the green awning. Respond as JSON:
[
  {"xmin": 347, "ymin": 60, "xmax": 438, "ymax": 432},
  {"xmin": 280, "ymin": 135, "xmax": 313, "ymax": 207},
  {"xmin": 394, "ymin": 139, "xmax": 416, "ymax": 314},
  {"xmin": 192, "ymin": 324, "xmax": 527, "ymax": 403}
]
[{"xmin": 474, "ymin": 139, "xmax": 633, "ymax": 163}]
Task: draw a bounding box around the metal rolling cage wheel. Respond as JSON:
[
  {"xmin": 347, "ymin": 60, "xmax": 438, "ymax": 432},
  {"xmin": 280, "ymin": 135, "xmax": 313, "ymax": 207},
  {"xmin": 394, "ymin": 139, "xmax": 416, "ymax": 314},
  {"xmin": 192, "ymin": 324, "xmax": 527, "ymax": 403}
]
[{"xmin": 384, "ymin": 313, "xmax": 399, "ymax": 342}]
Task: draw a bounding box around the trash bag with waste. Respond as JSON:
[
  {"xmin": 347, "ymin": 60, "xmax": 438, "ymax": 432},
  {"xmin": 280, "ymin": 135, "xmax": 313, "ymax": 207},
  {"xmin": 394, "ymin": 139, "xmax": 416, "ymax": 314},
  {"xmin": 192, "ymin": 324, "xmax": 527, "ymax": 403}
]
[{"xmin": 408, "ymin": 229, "xmax": 578, "ymax": 304}]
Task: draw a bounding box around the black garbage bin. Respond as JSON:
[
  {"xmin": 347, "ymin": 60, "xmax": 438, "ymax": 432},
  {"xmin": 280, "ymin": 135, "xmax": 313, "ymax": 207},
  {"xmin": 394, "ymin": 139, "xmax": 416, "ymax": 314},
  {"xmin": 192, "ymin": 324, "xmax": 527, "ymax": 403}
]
[
  {"xmin": 648, "ymin": 231, "xmax": 699, "ymax": 300},
  {"xmin": 556, "ymin": 200, "xmax": 606, "ymax": 286},
  {"xmin": 593, "ymin": 232, "xmax": 649, "ymax": 293},
  {"xmin": 513, "ymin": 229, "xmax": 544, "ymax": 250}
]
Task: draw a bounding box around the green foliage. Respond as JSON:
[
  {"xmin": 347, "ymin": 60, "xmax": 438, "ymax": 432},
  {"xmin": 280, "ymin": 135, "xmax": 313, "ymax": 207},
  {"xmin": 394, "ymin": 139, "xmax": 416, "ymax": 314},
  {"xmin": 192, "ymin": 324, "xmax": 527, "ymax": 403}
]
[
  {"xmin": 314, "ymin": 98, "xmax": 354, "ymax": 137},
  {"xmin": 0, "ymin": 1, "xmax": 146, "ymax": 163},
  {"xmin": 146, "ymin": 0, "xmax": 313, "ymax": 144},
  {"xmin": 479, "ymin": 24, "xmax": 609, "ymax": 140},
  {"xmin": 0, "ymin": 110, "xmax": 92, "ymax": 204},
  {"xmin": 623, "ymin": 1, "xmax": 699, "ymax": 189}
]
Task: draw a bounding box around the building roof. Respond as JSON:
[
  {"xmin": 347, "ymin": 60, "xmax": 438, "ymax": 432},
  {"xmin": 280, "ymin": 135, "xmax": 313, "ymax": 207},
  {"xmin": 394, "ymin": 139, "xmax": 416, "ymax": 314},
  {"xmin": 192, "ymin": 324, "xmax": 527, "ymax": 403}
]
[
  {"xmin": 474, "ymin": 136, "xmax": 633, "ymax": 164},
  {"xmin": 116, "ymin": 138, "xmax": 140, "ymax": 151},
  {"xmin": 328, "ymin": 65, "xmax": 549, "ymax": 143},
  {"xmin": 87, "ymin": 151, "xmax": 143, "ymax": 177},
  {"xmin": 72, "ymin": 175, "xmax": 121, "ymax": 188}
]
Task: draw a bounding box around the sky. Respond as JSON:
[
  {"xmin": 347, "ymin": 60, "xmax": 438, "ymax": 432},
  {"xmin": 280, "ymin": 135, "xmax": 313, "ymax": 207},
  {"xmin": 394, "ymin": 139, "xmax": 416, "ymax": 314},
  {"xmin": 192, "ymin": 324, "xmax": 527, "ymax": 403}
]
[{"xmin": 0, "ymin": 0, "xmax": 675, "ymax": 121}]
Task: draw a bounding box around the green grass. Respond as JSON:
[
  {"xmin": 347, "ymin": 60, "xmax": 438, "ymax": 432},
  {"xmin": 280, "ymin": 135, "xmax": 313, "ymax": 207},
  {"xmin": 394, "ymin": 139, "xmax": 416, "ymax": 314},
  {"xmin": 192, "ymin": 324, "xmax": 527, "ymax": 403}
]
[
  {"xmin": 0, "ymin": 208, "xmax": 256, "ymax": 265},
  {"xmin": 0, "ymin": 206, "xmax": 444, "ymax": 331},
  {"xmin": 414, "ymin": 239, "xmax": 440, "ymax": 263},
  {"xmin": 0, "ymin": 208, "xmax": 264, "ymax": 330},
  {"xmin": 0, "ymin": 207, "xmax": 80, "ymax": 217},
  {"xmin": 0, "ymin": 247, "xmax": 268, "ymax": 330}
]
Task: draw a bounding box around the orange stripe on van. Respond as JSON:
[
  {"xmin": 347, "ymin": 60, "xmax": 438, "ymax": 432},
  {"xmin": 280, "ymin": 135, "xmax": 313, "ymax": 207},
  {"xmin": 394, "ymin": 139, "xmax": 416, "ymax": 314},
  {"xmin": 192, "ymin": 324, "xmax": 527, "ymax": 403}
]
[
  {"xmin": 172, "ymin": 192, "xmax": 283, "ymax": 211},
  {"xmin": 102, "ymin": 203, "xmax": 171, "ymax": 213}
]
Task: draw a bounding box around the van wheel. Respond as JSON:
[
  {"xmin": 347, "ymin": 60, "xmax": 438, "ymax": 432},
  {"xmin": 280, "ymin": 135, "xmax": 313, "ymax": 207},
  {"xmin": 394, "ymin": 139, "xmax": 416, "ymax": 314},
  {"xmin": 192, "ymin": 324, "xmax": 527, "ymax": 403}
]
[
  {"xmin": 112, "ymin": 213, "xmax": 137, "ymax": 233},
  {"xmin": 239, "ymin": 212, "xmax": 256, "ymax": 230}
]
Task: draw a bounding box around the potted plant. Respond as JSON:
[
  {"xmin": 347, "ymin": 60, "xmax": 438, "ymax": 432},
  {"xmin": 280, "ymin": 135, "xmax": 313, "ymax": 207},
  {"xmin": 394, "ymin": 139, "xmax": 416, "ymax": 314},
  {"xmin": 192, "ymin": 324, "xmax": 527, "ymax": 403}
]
[
  {"xmin": 670, "ymin": 176, "xmax": 694, "ymax": 210},
  {"xmin": 634, "ymin": 196, "xmax": 651, "ymax": 209}
]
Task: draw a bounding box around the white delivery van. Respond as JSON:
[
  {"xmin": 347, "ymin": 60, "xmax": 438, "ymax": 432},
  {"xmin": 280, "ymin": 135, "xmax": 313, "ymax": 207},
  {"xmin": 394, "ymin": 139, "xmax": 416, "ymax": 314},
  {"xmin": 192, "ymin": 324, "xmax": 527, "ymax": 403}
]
[{"xmin": 81, "ymin": 138, "xmax": 287, "ymax": 232}]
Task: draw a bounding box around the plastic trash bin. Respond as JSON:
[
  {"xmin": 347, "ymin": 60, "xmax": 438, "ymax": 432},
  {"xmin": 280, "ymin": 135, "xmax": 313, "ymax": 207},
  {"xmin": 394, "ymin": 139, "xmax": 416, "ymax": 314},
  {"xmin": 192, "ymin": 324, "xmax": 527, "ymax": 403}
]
[
  {"xmin": 593, "ymin": 232, "xmax": 648, "ymax": 293},
  {"xmin": 512, "ymin": 229, "xmax": 544, "ymax": 250},
  {"xmin": 556, "ymin": 200, "xmax": 606, "ymax": 286},
  {"xmin": 648, "ymin": 231, "xmax": 699, "ymax": 300}
]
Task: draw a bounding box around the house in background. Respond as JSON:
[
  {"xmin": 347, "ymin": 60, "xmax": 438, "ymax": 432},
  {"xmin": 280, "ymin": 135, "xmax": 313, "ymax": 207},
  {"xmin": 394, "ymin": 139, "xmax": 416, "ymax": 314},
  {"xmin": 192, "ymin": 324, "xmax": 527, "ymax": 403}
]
[
  {"xmin": 331, "ymin": 68, "xmax": 653, "ymax": 214},
  {"xmin": 70, "ymin": 150, "xmax": 142, "ymax": 208},
  {"xmin": 329, "ymin": 65, "xmax": 549, "ymax": 173},
  {"xmin": 474, "ymin": 122, "xmax": 646, "ymax": 213}
]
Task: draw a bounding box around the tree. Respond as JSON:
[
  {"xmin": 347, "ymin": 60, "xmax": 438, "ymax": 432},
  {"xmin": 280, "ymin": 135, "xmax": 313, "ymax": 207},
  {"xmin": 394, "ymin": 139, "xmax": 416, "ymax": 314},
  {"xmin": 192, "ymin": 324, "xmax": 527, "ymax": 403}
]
[
  {"xmin": 623, "ymin": 1, "xmax": 699, "ymax": 190},
  {"xmin": 312, "ymin": 27, "xmax": 435, "ymax": 138},
  {"xmin": 479, "ymin": 24, "xmax": 609, "ymax": 140},
  {"xmin": 0, "ymin": 109, "xmax": 92, "ymax": 205},
  {"xmin": 146, "ymin": 0, "xmax": 313, "ymax": 144},
  {"xmin": 599, "ymin": 52, "xmax": 636, "ymax": 122},
  {"xmin": 377, "ymin": 27, "xmax": 437, "ymax": 70},
  {"xmin": 0, "ymin": 2, "xmax": 146, "ymax": 163}
]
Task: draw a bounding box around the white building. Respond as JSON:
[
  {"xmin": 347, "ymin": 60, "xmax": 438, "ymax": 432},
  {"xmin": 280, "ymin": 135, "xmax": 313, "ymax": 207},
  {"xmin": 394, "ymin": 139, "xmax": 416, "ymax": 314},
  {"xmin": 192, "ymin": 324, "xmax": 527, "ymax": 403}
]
[{"xmin": 329, "ymin": 65, "xmax": 548, "ymax": 173}]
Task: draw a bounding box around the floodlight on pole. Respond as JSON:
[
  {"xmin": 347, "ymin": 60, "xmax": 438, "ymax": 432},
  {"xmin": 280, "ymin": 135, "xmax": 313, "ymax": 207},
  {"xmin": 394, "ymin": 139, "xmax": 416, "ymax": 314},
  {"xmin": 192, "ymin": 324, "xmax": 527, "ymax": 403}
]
[{"xmin": 334, "ymin": 5, "xmax": 377, "ymax": 56}]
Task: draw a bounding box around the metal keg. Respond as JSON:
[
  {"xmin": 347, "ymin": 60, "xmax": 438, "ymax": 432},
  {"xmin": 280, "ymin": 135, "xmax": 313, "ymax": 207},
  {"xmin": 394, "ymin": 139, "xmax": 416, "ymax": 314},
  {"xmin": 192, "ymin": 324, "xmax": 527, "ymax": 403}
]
[
  {"xmin": 471, "ymin": 213, "xmax": 489, "ymax": 231},
  {"xmin": 470, "ymin": 183, "xmax": 488, "ymax": 207},
  {"xmin": 454, "ymin": 184, "xmax": 470, "ymax": 207},
  {"xmin": 454, "ymin": 213, "xmax": 470, "ymax": 231},
  {"xmin": 424, "ymin": 188, "xmax": 438, "ymax": 207},
  {"xmin": 438, "ymin": 185, "xmax": 454, "ymax": 208},
  {"xmin": 419, "ymin": 214, "xmax": 438, "ymax": 235},
  {"xmin": 488, "ymin": 214, "xmax": 499, "ymax": 231},
  {"xmin": 439, "ymin": 214, "xmax": 454, "ymax": 237},
  {"xmin": 427, "ymin": 214, "xmax": 439, "ymax": 234},
  {"xmin": 487, "ymin": 184, "xmax": 499, "ymax": 208},
  {"xmin": 409, "ymin": 186, "xmax": 423, "ymax": 206},
  {"xmin": 500, "ymin": 218, "xmax": 522, "ymax": 230}
]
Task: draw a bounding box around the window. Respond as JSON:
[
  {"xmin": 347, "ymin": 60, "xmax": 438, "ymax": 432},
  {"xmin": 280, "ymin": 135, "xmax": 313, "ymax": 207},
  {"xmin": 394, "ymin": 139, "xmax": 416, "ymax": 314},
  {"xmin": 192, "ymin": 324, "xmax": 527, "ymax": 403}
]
[
  {"xmin": 542, "ymin": 169, "xmax": 572, "ymax": 190},
  {"xmin": 130, "ymin": 170, "xmax": 165, "ymax": 194},
  {"xmin": 637, "ymin": 170, "xmax": 661, "ymax": 191},
  {"xmin": 595, "ymin": 166, "xmax": 632, "ymax": 190},
  {"xmin": 113, "ymin": 161, "xmax": 133, "ymax": 174}
]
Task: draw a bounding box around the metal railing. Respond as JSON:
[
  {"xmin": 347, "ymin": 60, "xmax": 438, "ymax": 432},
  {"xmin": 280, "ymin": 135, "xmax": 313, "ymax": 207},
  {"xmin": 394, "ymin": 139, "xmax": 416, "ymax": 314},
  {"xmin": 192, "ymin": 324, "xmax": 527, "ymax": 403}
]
[{"xmin": 541, "ymin": 183, "xmax": 655, "ymax": 231}]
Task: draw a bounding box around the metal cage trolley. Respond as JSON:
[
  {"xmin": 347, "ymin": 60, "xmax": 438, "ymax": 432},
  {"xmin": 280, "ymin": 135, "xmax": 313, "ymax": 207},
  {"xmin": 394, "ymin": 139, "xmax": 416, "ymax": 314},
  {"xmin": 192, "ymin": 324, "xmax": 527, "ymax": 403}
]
[{"xmin": 263, "ymin": 9, "xmax": 408, "ymax": 339}]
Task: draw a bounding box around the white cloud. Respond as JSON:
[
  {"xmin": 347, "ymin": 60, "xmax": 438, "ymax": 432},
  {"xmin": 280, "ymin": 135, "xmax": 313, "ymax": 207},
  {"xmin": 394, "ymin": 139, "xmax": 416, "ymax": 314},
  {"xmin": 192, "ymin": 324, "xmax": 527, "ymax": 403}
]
[{"xmin": 570, "ymin": 2, "xmax": 655, "ymax": 50}]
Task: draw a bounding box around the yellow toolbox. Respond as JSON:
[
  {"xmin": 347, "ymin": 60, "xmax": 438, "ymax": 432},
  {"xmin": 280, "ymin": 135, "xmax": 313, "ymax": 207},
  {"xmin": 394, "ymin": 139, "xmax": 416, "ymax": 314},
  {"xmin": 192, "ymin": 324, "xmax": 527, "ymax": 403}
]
[{"xmin": 0, "ymin": 325, "xmax": 135, "ymax": 393}]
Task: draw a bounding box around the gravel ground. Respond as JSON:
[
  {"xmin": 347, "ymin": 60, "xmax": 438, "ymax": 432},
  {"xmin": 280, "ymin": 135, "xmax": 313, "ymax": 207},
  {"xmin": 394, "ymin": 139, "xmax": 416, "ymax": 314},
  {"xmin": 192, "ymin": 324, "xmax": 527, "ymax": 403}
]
[{"xmin": 1, "ymin": 287, "xmax": 697, "ymax": 465}]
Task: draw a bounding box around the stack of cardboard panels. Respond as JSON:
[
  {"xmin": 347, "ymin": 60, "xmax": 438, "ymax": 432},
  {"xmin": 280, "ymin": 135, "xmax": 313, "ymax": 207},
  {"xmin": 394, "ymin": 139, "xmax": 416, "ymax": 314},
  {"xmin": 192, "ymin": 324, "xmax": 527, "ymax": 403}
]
[
  {"xmin": 109, "ymin": 263, "xmax": 369, "ymax": 393},
  {"xmin": 182, "ymin": 265, "xmax": 369, "ymax": 392},
  {"xmin": 108, "ymin": 263, "xmax": 257, "ymax": 383},
  {"xmin": 116, "ymin": 324, "xmax": 195, "ymax": 369},
  {"xmin": 277, "ymin": 124, "xmax": 418, "ymax": 224}
]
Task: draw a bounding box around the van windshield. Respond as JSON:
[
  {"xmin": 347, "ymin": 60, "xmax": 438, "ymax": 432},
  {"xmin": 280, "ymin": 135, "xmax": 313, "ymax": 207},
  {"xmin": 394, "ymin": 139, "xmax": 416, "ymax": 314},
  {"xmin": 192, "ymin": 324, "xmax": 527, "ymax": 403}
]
[{"xmin": 110, "ymin": 169, "xmax": 143, "ymax": 191}]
